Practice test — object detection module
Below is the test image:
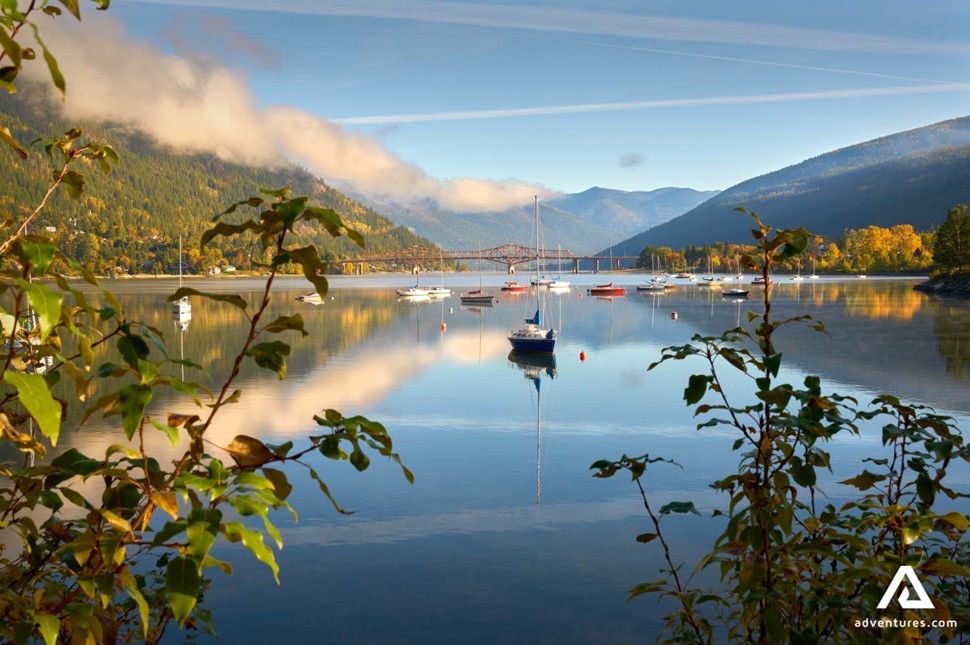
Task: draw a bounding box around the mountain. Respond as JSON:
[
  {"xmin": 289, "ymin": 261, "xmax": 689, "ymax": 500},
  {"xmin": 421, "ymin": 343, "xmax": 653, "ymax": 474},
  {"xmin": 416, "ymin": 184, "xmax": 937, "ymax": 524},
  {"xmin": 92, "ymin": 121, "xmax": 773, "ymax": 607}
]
[
  {"xmin": 610, "ymin": 116, "xmax": 970, "ymax": 256},
  {"xmin": 361, "ymin": 186, "xmax": 718, "ymax": 254},
  {"xmin": 0, "ymin": 95, "xmax": 437, "ymax": 274}
]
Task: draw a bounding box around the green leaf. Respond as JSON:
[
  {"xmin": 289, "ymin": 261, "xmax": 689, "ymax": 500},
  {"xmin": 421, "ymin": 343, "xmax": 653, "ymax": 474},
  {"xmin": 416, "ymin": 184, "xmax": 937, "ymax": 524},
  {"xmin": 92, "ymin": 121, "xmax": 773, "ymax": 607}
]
[
  {"xmin": 119, "ymin": 384, "xmax": 152, "ymax": 440},
  {"xmin": 937, "ymin": 511, "xmax": 969, "ymax": 533},
  {"xmin": 19, "ymin": 239, "xmax": 56, "ymax": 274},
  {"xmin": 635, "ymin": 532, "xmax": 658, "ymax": 543},
  {"xmin": 222, "ymin": 522, "xmax": 279, "ymax": 583},
  {"xmin": 3, "ymin": 372, "xmax": 61, "ymax": 445},
  {"xmin": 0, "ymin": 25, "xmax": 22, "ymax": 67},
  {"xmin": 901, "ymin": 525, "xmax": 921, "ymax": 546},
  {"xmin": 166, "ymin": 287, "xmax": 247, "ymax": 310},
  {"xmin": 349, "ymin": 445, "xmax": 370, "ymax": 471},
  {"xmin": 286, "ymin": 246, "xmax": 330, "ymax": 299},
  {"xmin": 765, "ymin": 352, "xmax": 782, "ymax": 377},
  {"xmin": 789, "ymin": 458, "xmax": 816, "ymax": 487},
  {"xmin": 125, "ymin": 585, "xmax": 149, "ymax": 639},
  {"xmin": 684, "ymin": 374, "xmax": 708, "ymax": 405},
  {"xmin": 838, "ymin": 470, "xmax": 886, "ymax": 491},
  {"xmin": 57, "ymin": 0, "xmax": 82, "ymax": 19},
  {"xmin": 34, "ymin": 614, "xmax": 59, "ymax": 645},
  {"xmin": 166, "ymin": 556, "xmax": 200, "ymax": 627},
  {"xmin": 19, "ymin": 279, "xmax": 63, "ymax": 340},
  {"xmin": 41, "ymin": 41, "xmax": 66, "ymax": 96},
  {"xmin": 659, "ymin": 501, "xmax": 700, "ymax": 516},
  {"xmin": 200, "ymin": 220, "xmax": 261, "ymax": 248},
  {"xmin": 246, "ymin": 341, "xmax": 290, "ymax": 379},
  {"xmin": 0, "ymin": 125, "xmax": 27, "ymax": 158},
  {"xmin": 262, "ymin": 467, "xmax": 292, "ymax": 502},
  {"xmin": 916, "ymin": 471, "xmax": 935, "ymax": 505},
  {"xmin": 260, "ymin": 314, "xmax": 308, "ymax": 337},
  {"xmin": 186, "ymin": 509, "xmax": 221, "ymax": 562}
]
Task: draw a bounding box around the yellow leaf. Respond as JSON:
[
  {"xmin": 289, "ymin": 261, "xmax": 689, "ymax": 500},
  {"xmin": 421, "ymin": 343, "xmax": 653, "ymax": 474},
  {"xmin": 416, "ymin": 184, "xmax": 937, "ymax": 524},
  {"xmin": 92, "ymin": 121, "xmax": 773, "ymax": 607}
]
[{"xmin": 151, "ymin": 491, "xmax": 179, "ymax": 520}]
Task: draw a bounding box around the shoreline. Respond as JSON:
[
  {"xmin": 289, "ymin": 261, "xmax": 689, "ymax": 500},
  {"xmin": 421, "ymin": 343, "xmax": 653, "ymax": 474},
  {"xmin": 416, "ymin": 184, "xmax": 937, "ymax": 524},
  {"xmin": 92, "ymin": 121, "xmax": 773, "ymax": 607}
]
[{"xmin": 913, "ymin": 272, "xmax": 970, "ymax": 297}]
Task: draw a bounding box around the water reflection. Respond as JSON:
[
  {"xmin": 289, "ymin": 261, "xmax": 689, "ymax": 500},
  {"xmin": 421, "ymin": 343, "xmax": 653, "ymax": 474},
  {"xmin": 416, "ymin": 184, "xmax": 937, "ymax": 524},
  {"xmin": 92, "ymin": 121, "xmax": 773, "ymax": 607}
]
[
  {"xmin": 507, "ymin": 351, "xmax": 557, "ymax": 506},
  {"xmin": 16, "ymin": 277, "xmax": 968, "ymax": 644}
]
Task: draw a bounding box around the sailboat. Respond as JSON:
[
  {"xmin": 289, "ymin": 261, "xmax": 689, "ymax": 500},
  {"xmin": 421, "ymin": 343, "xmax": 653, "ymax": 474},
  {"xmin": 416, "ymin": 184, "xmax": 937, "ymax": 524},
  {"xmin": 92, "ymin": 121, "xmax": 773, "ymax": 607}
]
[
  {"xmin": 461, "ymin": 248, "xmax": 495, "ymax": 305},
  {"xmin": 791, "ymin": 257, "xmax": 804, "ymax": 281},
  {"xmin": 697, "ymin": 256, "xmax": 720, "ymax": 288},
  {"xmin": 548, "ymin": 245, "xmax": 570, "ymax": 289},
  {"xmin": 508, "ymin": 197, "xmax": 557, "ymax": 354},
  {"xmin": 637, "ymin": 254, "xmax": 666, "ymax": 292},
  {"xmin": 397, "ymin": 268, "xmax": 431, "ymax": 297},
  {"xmin": 427, "ymin": 249, "xmax": 452, "ymax": 297},
  {"xmin": 171, "ymin": 235, "xmax": 192, "ymax": 320},
  {"xmin": 588, "ymin": 245, "xmax": 625, "ymax": 296},
  {"xmin": 808, "ymin": 256, "xmax": 820, "ymax": 280}
]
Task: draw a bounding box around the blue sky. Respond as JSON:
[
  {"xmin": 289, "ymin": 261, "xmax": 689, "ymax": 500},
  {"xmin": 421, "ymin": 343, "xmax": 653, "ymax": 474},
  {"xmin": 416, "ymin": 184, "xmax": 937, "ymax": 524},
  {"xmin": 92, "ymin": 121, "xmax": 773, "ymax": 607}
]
[{"xmin": 51, "ymin": 1, "xmax": 970, "ymax": 208}]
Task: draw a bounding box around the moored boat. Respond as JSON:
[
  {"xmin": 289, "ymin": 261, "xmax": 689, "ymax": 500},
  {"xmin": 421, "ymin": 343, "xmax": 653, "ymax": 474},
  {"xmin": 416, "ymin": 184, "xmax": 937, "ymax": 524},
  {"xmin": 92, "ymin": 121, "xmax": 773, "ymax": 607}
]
[
  {"xmin": 588, "ymin": 283, "xmax": 626, "ymax": 296},
  {"xmin": 501, "ymin": 281, "xmax": 528, "ymax": 293},
  {"xmin": 508, "ymin": 197, "xmax": 557, "ymax": 354},
  {"xmin": 296, "ymin": 292, "xmax": 324, "ymax": 304},
  {"xmin": 460, "ymin": 289, "xmax": 494, "ymax": 305}
]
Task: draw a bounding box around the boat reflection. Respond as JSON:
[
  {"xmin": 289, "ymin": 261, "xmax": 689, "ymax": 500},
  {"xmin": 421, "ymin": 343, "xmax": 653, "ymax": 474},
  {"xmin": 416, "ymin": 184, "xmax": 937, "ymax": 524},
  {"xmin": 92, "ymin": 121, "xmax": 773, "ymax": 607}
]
[
  {"xmin": 507, "ymin": 350, "xmax": 556, "ymax": 506},
  {"xmin": 507, "ymin": 350, "xmax": 557, "ymax": 380}
]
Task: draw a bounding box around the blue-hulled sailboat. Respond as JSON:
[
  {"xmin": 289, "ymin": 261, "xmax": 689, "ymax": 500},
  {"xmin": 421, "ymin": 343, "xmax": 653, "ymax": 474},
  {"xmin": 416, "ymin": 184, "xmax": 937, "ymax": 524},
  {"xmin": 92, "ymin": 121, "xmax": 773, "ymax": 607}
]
[{"xmin": 509, "ymin": 197, "xmax": 556, "ymax": 354}]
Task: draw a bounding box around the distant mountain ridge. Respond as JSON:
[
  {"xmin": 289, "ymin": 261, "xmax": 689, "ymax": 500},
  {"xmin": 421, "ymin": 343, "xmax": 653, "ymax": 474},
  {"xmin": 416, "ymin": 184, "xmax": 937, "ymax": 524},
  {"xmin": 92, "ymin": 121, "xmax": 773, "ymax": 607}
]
[
  {"xmin": 610, "ymin": 116, "xmax": 970, "ymax": 255},
  {"xmin": 361, "ymin": 186, "xmax": 718, "ymax": 254}
]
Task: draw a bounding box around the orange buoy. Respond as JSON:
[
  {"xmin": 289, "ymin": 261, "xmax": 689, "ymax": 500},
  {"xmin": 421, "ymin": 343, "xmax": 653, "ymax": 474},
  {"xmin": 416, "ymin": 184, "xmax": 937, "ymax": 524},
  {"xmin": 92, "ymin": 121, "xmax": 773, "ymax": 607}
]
[
  {"xmin": 671, "ymin": 312, "xmax": 678, "ymax": 320},
  {"xmin": 580, "ymin": 351, "xmax": 586, "ymax": 361}
]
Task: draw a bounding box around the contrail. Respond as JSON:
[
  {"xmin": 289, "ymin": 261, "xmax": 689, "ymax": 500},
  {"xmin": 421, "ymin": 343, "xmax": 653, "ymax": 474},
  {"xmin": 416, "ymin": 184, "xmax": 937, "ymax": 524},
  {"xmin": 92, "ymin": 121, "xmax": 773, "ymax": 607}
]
[
  {"xmin": 334, "ymin": 84, "xmax": 970, "ymax": 125},
  {"xmin": 132, "ymin": 0, "xmax": 970, "ymax": 57},
  {"xmin": 577, "ymin": 41, "xmax": 970, "ymax": 87}
]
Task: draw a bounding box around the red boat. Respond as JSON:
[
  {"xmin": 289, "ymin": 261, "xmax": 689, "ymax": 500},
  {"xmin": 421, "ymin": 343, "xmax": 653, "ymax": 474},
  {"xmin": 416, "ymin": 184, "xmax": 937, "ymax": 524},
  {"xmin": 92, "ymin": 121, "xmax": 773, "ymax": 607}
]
[
  {"xmin": 587, "ymin": 282, "xmax": 626, "ymax": 297},
  {"xmin": 501, "ymin": 281, "xmax": 528, "ymax": 293}
]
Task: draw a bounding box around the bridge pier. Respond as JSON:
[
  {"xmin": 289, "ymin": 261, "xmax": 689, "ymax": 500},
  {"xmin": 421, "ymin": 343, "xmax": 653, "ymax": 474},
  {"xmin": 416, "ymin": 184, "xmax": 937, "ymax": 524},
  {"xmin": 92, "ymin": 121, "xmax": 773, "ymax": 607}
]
[
  {"xmin": 572, "ymin": 259, "xmax": 579, "ymax": 274},
  {"xmin": 508, "ymin": 264, "xmax": 516, "ymax": 275},
  {"xmin": 594, "ymin": 259, "xmax": 600, "ymax": 273}
]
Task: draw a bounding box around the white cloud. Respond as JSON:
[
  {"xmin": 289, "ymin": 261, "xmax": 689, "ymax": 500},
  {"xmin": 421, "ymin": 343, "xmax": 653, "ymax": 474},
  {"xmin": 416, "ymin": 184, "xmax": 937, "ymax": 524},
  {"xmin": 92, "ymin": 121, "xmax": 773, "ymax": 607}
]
[{"xmin": 23, "ymin": 14, "xmax": 546, "ymax": 212}]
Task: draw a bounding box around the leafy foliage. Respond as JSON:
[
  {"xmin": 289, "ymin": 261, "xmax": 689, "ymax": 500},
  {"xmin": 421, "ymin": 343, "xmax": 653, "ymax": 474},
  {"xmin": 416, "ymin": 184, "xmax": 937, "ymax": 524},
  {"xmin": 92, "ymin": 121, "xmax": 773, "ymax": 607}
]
[
  {"xmin": 0, "ymin": 9, "xmax": 410, "ymax": 643},
  {"xmin": 595, "ymin": 208, "xmax": 970, "ymax": 643},
  {"xmin": 933, "ymin": 204, "xmax": 970, "ymax": 274}
]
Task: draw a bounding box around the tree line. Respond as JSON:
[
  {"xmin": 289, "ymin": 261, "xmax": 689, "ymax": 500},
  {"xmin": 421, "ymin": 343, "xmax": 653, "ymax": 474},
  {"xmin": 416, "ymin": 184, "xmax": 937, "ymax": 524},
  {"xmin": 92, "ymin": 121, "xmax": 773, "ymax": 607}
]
[{"xmin": 636, "ymin": 220, "xmax": 946, "ymax": 274}]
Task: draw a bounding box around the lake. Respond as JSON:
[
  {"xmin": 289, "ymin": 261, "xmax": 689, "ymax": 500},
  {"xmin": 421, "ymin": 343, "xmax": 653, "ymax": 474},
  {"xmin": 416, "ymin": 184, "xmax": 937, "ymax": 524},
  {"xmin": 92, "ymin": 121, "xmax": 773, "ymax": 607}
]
[{"xmin": 51, "ymin": 274, "xmax": 970, "ymax": 643}]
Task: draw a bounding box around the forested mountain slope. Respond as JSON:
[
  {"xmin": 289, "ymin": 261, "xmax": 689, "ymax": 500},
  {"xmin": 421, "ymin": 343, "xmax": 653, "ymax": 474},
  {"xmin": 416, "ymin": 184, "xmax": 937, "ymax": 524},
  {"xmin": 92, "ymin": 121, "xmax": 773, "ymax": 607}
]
[
  {"xmin": 610, "ymin": 116, "xmax": 970, "ymax": 255},
  {"xmin": 0, "ymin": 95, "xmax": 436, "ymax": 274}
]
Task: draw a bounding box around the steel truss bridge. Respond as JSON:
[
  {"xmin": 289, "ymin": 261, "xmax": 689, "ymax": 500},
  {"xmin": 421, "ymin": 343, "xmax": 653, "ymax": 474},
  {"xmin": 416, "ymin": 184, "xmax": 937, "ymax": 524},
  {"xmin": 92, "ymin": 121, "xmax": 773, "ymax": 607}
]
[{"xmin": 345, "ymin": 244, "xmax": 639, "ymax": 274}]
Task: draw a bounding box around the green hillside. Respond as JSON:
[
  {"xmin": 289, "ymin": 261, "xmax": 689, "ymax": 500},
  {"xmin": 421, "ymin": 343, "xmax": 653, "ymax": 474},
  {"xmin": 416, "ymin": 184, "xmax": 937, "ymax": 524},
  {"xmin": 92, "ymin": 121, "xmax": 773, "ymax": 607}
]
[
  {"xmin": 0, "ymin": 95, "xmax": 436, "ymax": 274},
  {"xmin": 611, "ymin": 116, "xmax": 970, "ymax": 255}
]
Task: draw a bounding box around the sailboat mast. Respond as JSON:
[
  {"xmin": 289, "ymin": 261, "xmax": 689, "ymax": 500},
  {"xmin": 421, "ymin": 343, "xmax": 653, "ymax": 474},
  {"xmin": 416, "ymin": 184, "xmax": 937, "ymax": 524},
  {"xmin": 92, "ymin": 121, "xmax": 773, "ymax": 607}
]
[{"xmin": 534, "ymin": 196, "xmax": 540, "ymax": 279}]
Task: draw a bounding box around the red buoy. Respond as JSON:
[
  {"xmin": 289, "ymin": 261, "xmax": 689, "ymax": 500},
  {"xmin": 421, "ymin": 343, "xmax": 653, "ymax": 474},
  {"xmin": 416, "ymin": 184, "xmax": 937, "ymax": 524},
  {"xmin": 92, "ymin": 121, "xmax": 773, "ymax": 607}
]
[
  {"xmin": 580, "ymin": 351, "xmax": 586, "ymax": 361},
  {"xmin": 440, "ymin": 322, "xmax": 447, "ymax": 331}
]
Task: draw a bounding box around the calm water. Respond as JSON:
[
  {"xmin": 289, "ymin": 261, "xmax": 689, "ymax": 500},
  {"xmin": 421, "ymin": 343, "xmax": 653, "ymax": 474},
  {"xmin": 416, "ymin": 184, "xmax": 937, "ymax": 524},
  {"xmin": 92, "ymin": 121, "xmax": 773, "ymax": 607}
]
[{"xmin": 51, "ymin": 275, "xmax": 970, "ymax": 643}]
